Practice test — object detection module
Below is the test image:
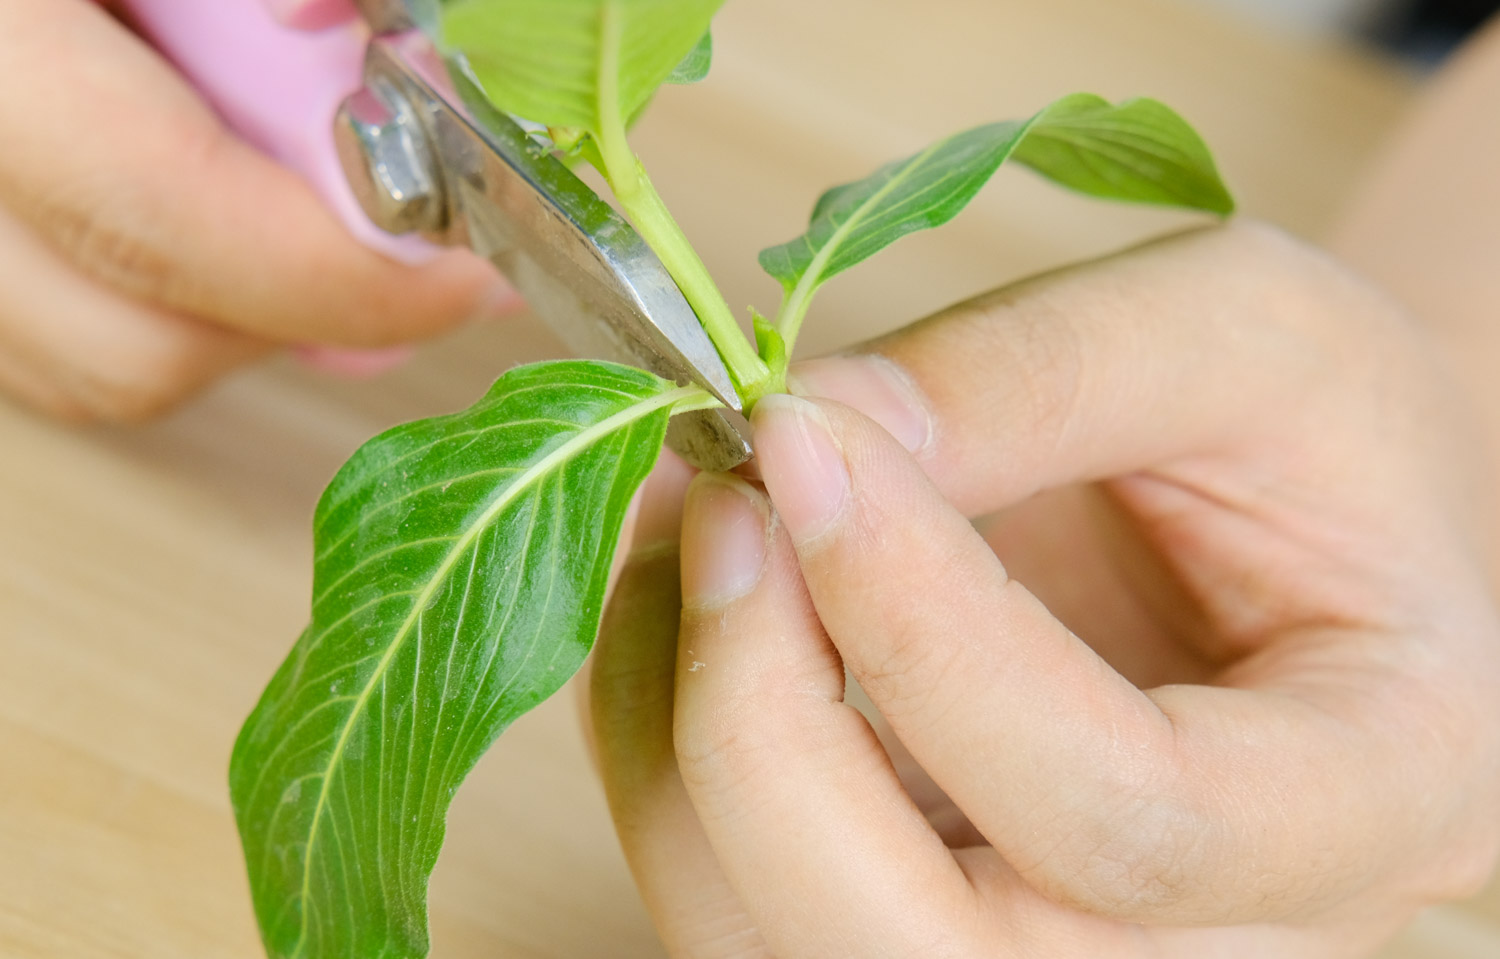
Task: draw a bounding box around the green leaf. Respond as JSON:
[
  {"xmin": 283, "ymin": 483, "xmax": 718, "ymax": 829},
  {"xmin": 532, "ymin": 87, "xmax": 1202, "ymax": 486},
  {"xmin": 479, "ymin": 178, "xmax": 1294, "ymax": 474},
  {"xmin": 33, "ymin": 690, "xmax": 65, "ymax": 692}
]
[
  {"xmin": 230, "ymin": 360, "xmax": 682, "ymax": 959},
  {"xmin": 440, "ymin": 0, "xmax": 724, "ymax": 136},
  {"xmin": 758, "ymin": 94, "xmax": 1233, "ymax": 352},
  {"xmin": 624, "ymin": 30, "xmax": 710, "ymax": 135},
  {"xmin": 758, "ymin": 119, "xmax": 1034, "ymax": 297},
  {"xmin": 1014, "ymin": 94, "xmax": 1235, "ymax": 215},
  {"xmin": 666, "ymin": 30, "xmax": 713, "ymax": 84}
]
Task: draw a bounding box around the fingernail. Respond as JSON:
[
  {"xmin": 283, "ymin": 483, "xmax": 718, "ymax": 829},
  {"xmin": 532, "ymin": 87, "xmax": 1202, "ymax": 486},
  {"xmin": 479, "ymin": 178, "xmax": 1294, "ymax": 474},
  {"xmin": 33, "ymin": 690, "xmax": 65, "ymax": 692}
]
[
  {"xmin": 680, "ymin": 475, "xmax": 770, "ymax": 608},
  {"xmin": 295, "ymin": 345, "xmax": 413, "ymax": 378},
  {"xmin": 751, "ymin": 394, "xmax": 849, "ymax": 542},
  {"xmin": 467, "ymin": 280, "xmax": 526, "ymax": 325},
  {"xmin": 263, "ymin": 0, "xmax": 358, "ymax": 29},
  {"xmin": 787, "ymin": 355, "xmax": 932, "ymax": 456}
]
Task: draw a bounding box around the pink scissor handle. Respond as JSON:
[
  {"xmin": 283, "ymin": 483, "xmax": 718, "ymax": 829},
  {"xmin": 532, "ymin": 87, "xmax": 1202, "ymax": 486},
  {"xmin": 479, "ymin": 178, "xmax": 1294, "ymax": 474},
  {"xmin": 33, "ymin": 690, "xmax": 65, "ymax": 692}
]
[{"xmin": 122, "ymin": 0, "xmax": 434, "ymax": 265}]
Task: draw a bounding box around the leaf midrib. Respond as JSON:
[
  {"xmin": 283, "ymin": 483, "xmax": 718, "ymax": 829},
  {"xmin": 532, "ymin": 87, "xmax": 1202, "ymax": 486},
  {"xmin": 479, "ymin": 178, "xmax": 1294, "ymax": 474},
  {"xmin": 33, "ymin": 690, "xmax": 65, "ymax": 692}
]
[
  {"xmin": 773, "ymin": 135, "xmax": 952, "ymax": 344},
  {"xmin": 288, "ymin": 383, "xmax": 692, "ymax": 956},
  {"xmin": 774, "ymin": 117, "xmax": 1037, "ymax": 352}
]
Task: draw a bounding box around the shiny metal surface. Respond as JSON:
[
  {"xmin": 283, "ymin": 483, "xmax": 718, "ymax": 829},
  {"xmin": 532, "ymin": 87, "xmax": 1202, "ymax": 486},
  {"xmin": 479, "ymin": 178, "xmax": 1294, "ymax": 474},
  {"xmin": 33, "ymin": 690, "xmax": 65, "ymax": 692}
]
[
  {"xmin": 353, "ymin": 0, "xmax": 416, "ymax": 33},
  {"xmin": 333, "ymin": 78, "xmax": 446, "ymax": 235},
  {"xmin": 336, "ymin": 33, "xmax": 752, "ymax": 471}
]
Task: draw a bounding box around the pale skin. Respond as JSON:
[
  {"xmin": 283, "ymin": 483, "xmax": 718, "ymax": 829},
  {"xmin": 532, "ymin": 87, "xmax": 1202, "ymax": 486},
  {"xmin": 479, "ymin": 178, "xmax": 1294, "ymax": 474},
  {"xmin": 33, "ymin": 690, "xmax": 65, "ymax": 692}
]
[
  {"xmin": 0, "ymin": 0, "xmax": 511, "ymax": 421},
  {"xmin": 1331, "ymin": 18, "xmax": 1500, "ymax": 574},
  {"xmin": 588, "ymin": 21, "xmax": 1500, "ymax": 959}
]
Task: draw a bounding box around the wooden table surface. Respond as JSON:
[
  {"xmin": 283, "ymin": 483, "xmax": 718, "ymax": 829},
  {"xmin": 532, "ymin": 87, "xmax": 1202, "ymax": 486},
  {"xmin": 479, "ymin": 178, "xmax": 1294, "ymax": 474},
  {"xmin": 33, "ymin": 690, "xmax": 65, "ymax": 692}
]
[{"xmin": 4, "ymin": 1, "xmax": 1496, "ymax": 956}]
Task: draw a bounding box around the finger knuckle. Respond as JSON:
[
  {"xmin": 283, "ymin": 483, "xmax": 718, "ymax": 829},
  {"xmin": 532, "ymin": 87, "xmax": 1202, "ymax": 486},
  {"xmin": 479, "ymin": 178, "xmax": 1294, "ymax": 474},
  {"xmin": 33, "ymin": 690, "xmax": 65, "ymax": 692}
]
[
  {"xmin": 80, "ymin": 374, "xmax": 188, "ymax": 424},
  {"xmin": 66, "ymin": 344, "xmax": 204, "ymax": 424},
  {"xmin": 19, "ymin": 390, "xmax": 92, "ymax": 425},
  {"xmin": 854, "ymin": 620, "xmax": 962, "ymax": 722},
  {"xmin": 1018, "ymin": 789, "xmax": 1214, "ymax": 922},
  {"xmin": 837, "ymin": 532, "xmax": 970, "ymax": 722},
  {"xmin": 58, "ymin": 208, "xmax": 180, "ymax": 305},
  {"xmin": 1069, "ymin": 797, "xmax": 1210, "ymax": 917},
  {"xmin": 40, "ymin": 125, "xmax": 226, "ymax": 310},
  {"xmin": 1224, "ymin": 219, "xmax": 1410, "ymax": 360},
  {"xmin": 950, "ymin": 295, "xmax": 1088, "ymax": 476},
  {"xmin": 667, "ymin": 912, "xmax": 772, "ymax": 959},
  {"xmin": 671, "ymin": 657, "xmax": 839, "ymax": 816},
  {"xmin": 672, "ymin": 694, "xmax": 778, "ymax": 804}
]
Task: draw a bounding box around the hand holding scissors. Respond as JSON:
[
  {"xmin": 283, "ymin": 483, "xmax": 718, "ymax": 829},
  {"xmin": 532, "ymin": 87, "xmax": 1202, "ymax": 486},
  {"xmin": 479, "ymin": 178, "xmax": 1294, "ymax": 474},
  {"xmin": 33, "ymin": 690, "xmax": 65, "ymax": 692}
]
[{"xmin": 3, "ymin": 0, "xmax": 749, "ymax": 470}]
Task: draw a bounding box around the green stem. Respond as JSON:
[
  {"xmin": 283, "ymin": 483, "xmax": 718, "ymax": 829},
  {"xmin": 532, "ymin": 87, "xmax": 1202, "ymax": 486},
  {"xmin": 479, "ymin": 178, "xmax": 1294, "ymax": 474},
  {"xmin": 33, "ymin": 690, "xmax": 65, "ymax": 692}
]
[
  {"xmin": 592, "ymin": 3, "xmax": 770, "ymax": 402},
  {"xmin": 613, "ymin": 164, "xmax": 772, "ymax": 396},
  {"xmin": 595, "ymin": 2, "xmax": 638, "ymax": 197},
  {"xmin": 671, "ymin": 385, "xmax": 727, "ymax": 415},
  {"xmin": 771, "ymin": 281, "xmax": 816, "ymax": 361}
]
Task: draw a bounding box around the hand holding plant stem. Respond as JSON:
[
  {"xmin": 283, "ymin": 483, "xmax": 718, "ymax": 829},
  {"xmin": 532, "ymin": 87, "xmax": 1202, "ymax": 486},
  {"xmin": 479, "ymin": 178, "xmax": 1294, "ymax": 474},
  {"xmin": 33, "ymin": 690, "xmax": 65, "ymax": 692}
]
[
  {"xmin": 594, "ymin": 223, "xmax": 1500, "ymax": 958},
  {"xmin": 227, "ymin": 3, "xmax": 1236, "ymax": 957}
]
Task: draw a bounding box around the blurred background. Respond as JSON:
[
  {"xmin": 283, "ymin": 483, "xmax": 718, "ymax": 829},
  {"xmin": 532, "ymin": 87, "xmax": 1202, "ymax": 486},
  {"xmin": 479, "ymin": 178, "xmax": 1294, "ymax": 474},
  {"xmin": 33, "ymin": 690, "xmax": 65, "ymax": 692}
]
[{"xmin": 1204, "ymin": 0, "xmax": 1496, "ymax": 61}]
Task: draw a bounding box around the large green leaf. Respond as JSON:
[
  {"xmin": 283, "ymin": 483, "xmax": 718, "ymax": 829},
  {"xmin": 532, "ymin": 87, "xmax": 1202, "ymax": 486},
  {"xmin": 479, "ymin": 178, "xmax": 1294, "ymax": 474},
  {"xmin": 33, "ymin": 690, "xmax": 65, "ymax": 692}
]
[
  {"xmin": 440, "ymin": 0, "xmax": 723, "ymax": 135},
  {"xmin": 230, "ymin": 361, "xmax": 680, "ymax": 959},
  {"xmin": 758, "ymin": 95, "xmax": 1232, "ymax": 346}
]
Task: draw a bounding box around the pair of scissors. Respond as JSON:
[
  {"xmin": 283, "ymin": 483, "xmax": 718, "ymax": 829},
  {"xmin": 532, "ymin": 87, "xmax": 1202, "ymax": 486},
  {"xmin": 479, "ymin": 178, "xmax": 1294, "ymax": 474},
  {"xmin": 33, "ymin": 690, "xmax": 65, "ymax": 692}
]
[{"xmin": 120, "ymin": 0, "xmax": 753, "ymax": 472}]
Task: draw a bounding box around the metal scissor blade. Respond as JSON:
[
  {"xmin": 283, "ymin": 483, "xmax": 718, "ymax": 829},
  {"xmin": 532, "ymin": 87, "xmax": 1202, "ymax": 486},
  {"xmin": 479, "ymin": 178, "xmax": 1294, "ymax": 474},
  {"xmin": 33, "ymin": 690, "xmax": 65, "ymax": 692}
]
[
  {"xmin": 336, "ymin": 32, "xmax": 753, "ymax": 470},
  {"xmin": 448, "ymin": 131, "xmax": 741, "ymax": 411},
  {"xmin": 353, "ymin": 0, "xmax": 430, "ymax": 34}
]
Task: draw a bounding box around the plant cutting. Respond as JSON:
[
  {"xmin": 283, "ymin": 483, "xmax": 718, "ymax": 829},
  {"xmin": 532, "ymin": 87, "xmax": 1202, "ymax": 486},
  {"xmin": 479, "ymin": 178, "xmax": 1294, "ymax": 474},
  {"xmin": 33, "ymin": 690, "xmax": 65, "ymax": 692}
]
[{"xmin": 227, "ymin": 2, "xmax": 1235, "ymax": 957}]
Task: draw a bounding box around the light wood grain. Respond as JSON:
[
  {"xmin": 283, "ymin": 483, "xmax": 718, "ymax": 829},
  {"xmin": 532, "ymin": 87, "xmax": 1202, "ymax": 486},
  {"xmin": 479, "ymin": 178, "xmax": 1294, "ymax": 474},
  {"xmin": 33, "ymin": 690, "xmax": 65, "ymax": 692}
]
[{"xmin": 3, "ymin": 1, "xmax": 1493, "ymax": 956}]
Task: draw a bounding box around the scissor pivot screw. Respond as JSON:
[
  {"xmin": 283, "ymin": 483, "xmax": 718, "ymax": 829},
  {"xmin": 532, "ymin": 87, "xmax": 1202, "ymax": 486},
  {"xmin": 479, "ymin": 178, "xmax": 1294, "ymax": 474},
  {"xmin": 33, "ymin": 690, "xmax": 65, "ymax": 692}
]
[{"xmin": 334, "ymin": 79, "xmax": 445, "ymax": 235}]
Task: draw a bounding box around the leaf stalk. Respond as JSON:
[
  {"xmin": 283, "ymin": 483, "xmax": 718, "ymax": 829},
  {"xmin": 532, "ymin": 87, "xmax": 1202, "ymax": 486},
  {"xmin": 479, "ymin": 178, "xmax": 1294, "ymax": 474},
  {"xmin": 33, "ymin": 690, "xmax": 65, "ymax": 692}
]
[{"xmin": 602, "ymin": 154, "xmax": 774, "ymax": 402}]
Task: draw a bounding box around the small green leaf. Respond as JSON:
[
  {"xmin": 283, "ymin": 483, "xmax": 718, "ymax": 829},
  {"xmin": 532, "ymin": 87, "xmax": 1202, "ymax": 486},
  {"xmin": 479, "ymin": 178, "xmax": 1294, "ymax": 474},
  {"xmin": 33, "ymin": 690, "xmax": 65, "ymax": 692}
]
[
  {"xmin": 1015, "ymin": 94, "xmax": 1235, "ymax": 215},
  {"xmin": 758, "ymin": 119, "xmax": 1034, "ymax": 297},
  {"xmin": 752, "ymin": 308, "xmax": 786, "ymax": 372},
  {"xmin": 546, "ymin": 124, "xmax": 590, "ymax": 156},
  {"xmin": 666, "ymin": 30, "xmax": 713, "ymax": 84},
  {"xmin": 440, "ymin": 0, "xmax": 723, "ymax": 136},
  {"xmin": 758, "ymin": 94, "xmax": 1232, "ymax": 350},
  {"xmin": 230, "ymin": 361, "xmax": 682, "ymax": 959}
]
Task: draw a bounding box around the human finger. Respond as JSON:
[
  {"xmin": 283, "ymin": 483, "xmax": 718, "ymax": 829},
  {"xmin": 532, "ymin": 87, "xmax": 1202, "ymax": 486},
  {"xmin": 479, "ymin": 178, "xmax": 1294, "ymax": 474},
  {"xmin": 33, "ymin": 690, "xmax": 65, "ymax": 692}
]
[
  {"xmin": 590, "ymin": 459, "xmax": 771, "ymax": 959},
  {"xmin": 785, "ymin": 220, "xmax": 1485, "ymax": 672},
  {"xmin": 0, "ymin": 0, "xmax": 516, "ymax": 349},
  {"xmin": 0, "ymin": 202, "xmax": 267, "ymax": 421},
  {"xmin": 752, "ymin": 393, "xmax": 1500, "ymax": 926},
  {"xmin": 672, "ymin": 472, "xmax": 988, "ymax": 958},
  {"xmin": 786, "ymin": 222, "xmax": 1450, "ymax": 528}
]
